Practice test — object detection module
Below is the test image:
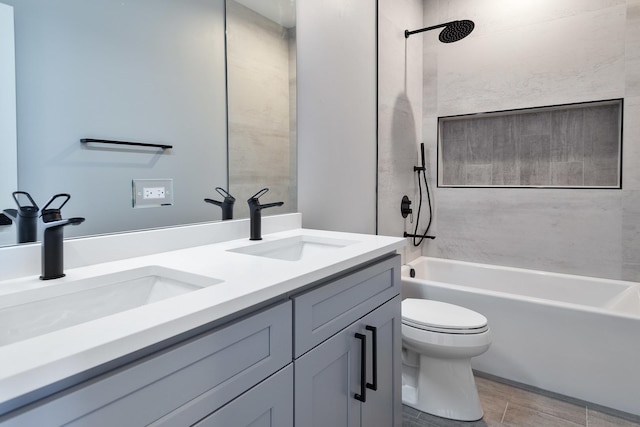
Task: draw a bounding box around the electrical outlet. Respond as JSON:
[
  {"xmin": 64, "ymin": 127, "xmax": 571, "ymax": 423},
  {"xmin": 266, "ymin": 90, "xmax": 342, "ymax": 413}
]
[
  {"xmin": 132, "ymin": 179, "xmax": 174, "ymax": 208},
  {"xmin": 143, "ymin": 187, "xmax": 166, "ymax": 199}
]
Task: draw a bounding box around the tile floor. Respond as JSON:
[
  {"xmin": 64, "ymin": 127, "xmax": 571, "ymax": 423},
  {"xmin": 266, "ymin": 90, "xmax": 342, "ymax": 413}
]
[{"xmin": 402, "ymin": 374, "xmax": 640, "ymax": 427}]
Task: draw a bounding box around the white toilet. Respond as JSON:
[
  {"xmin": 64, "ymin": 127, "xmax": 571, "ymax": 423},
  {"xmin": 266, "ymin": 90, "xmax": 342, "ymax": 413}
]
[{"xmin": 401, "ymin": 298, "xmax": 491, "ymax": 421}]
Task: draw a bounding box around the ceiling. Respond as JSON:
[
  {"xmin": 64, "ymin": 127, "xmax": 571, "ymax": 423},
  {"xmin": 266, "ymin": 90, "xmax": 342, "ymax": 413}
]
[{"xmin": 235, "ymin": 0, "xmax": 295, "ymax": 28}]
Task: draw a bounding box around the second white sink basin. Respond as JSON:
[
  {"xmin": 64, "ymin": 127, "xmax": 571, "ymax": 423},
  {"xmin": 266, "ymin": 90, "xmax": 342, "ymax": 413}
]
[
  {"xmin": 0, "ymin": 266, "xmax": 223, "ymax": 346},
  {"xmin": 229, "ymin": 235, "xmax": 358, "ymax": 261}
]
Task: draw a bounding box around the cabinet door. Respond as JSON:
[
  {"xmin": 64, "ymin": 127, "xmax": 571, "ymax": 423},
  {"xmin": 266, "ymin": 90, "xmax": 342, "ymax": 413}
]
[
  {"xmin": 294, "ymin": 296, "xmax": 401, "ymax": 427},
  {"xmin": 193, "ymin": 365, "xmax": 293, "ymax": 427},
  {"xmin": 294, "ymin": 321, "xmax": 362, "ymax": 427},
  {"xmin": 359, "ymin": 296, "xmax": 402, "ymax": 427}
]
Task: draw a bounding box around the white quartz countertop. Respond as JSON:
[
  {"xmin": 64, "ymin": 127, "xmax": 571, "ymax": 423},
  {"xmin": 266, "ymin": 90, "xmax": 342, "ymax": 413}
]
[{"xmin": 0, "ymin": 227, "xmax": 405, "ymax": 408}]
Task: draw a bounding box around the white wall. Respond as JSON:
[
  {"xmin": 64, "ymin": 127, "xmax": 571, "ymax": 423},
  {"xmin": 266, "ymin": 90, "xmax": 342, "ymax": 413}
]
[
  {"xmin": 297, "ymin": 0, "xmax": 377, "ymax": 234},
  {"xmin": 380, "ymin": 0, "xmax": 640, "ymax": 281}
]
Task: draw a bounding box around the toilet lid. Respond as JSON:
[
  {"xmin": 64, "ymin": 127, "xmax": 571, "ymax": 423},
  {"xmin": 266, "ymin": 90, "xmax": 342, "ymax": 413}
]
[{"xmin": 402, "ymin": 299, "xmax": 488, "ymax": 333}]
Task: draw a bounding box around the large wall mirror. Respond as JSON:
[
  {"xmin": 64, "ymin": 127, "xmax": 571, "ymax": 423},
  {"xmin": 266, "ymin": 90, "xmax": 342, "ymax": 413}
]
[
  {"xmin": 0, "ymin": 0, "xmax": 297, "ymax": 248},
  {"xmin": 227, "ymin": 0, "xmax": 297, "ymax": 219}
]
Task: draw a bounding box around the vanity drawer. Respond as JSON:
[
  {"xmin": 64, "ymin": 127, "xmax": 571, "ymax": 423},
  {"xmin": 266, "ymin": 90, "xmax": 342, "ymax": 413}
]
[
  {"xmin": 0, "ymin": 301, "xmax": 292, "ymax": 427},
  {"xmin": 190, "ymin": 364, "xmax": 293, "ymax": 427},
  {"xmin": 293, "ymin": 254, "xmax": 400, "ymax": 357}
]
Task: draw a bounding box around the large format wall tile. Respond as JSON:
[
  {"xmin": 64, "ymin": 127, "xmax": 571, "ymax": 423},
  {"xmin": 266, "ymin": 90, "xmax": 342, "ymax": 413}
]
[
  {"xmin": 436, "ymin": 3, "xmax": 626, "ymax": 116},
  {"xmin": 627, "ymin": 1, "xmax": 640, "ymax": 97},
  {"xmin": 432, "ymin": 188, "xmax": 623, "ymax": 278}
]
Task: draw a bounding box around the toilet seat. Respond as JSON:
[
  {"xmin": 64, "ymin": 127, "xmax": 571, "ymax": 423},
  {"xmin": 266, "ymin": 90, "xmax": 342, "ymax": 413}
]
[{"xmin": 402, "ymin": 299, "xmax": 488, "ymax": 334}]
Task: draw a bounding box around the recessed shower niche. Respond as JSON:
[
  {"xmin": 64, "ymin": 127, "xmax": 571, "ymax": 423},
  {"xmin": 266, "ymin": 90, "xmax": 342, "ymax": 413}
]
[{"xmin": 437, "ymin": 99, "xmax": 623, "ymax": 188}]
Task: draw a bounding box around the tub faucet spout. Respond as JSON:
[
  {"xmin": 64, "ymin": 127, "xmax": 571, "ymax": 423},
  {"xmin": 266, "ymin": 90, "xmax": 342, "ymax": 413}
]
[{"xmin": 247, "ymin": 188, "xmax": 284, "ymax": 241}]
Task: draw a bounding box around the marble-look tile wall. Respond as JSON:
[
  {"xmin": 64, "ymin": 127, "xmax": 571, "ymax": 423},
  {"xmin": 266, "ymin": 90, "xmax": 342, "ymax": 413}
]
[
  {"xmin": 439, "ymin": 101, "xmax": 622, "ymax": 187},
  {"xmin": 378, "ymin": 0, "xmax": 640, "ymax": 280},
  {"xmin": 227, "ymin": 0, "xmax": 295, "ymax": 219}
]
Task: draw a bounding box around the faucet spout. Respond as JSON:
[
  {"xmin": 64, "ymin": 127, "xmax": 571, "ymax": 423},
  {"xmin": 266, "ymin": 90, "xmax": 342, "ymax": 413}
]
[
  {"xmin": 39, "ymin": 194, "xmax": 85, "ymax": 280},
  {"xmin": 247, "ymin": 188, "xmax": 284, "ymax": 241},
  {"xmin": 259, "ymin": 201, "xmax": 285, "ymax": 210},
  {"xmin": 204, "ymin": 187, "xmax": 236, "ymax": 220},
  {"xmin": 40, "ymin": 218, "xmax": 85, "ymax": 280}
]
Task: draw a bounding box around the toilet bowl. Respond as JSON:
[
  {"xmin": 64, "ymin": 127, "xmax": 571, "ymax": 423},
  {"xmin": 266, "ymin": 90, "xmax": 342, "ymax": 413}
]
[{"xmin": 401, "ymin": 298, "xmax": 491, "ymax": 421}]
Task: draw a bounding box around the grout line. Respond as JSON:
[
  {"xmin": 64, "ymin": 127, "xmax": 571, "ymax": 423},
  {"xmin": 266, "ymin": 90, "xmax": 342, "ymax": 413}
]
[
  {"xmin": 500, "ymin": 401, "xmax": 509, "ymax": 424},
  {"xmin": 585, "ymin": 406, "xmax": 589, "ymax": 427}
]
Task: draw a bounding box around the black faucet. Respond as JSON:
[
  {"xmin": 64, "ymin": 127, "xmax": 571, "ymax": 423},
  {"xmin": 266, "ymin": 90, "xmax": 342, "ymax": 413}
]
[
  {"xmin": 3, "ymin": 191, "xmax": 40, "ymax": 243},
  {"xmin": 39, "ymin": 194, "xmax": 85, "ymax": 280},
  {"xmin": 247, "ymin": 188, "xmax": 283, "ymax": 240},
  {"xmin": 204, "ymin": 187, "xmax": 236, "ymax": 220}
]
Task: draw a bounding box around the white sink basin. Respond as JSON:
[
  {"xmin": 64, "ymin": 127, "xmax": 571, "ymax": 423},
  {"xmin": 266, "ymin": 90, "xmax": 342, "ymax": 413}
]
[
  {"xmin": 0, "ymin": 266, "xmax": 223, "ymax": 346},
  {"xmin": 229, "ymin": 235, "xmax": 358, "ymax": 261}
]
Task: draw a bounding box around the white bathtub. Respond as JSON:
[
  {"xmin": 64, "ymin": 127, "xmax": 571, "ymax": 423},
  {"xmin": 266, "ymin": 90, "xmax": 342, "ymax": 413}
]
[{"xmin": 401, "ymin": 256, "xmax": 640, "ymax": 416}]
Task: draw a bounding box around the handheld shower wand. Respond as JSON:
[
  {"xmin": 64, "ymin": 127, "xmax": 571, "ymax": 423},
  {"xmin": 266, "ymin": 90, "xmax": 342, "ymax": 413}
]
[{"xmin": 403, "ymin": 143, "xmax": 434, "ymax": 246}]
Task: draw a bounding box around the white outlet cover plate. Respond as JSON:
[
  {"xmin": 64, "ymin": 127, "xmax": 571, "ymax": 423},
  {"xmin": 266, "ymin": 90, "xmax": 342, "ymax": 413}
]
[{"xmin": 132, "ymin": 179, "xmax": 174, "ymax": 208}]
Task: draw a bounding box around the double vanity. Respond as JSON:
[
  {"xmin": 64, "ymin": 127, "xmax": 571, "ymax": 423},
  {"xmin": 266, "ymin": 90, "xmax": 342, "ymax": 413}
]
[{"xmin": 0, "ymin": 214, "xmax": 405, "ymax": 426}]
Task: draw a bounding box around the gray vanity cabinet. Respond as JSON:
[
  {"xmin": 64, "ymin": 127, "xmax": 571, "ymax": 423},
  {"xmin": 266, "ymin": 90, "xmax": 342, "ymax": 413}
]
[
  {"xmin": 0, "ymin": 301, "xmax": 292, "ymax": 427},
  {"xmin": 0, "ymin": 253, "xmax": 402, "ymax": 427},
  {"xmin": 293, "ymin": 255, "xmax": 402, "ymax": 427},
  {"xmin": 294, "ymin": 297, "xmax": 401, "ymax": 427}
]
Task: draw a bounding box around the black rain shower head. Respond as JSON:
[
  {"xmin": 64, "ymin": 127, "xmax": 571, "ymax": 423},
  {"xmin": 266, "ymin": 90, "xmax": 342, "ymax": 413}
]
[{"xmin": 405, "ymin": 19, "xmax": 475, "ymax": 42}]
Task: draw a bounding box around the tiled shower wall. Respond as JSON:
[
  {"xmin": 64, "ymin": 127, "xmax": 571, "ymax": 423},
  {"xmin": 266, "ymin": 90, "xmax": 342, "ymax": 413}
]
[
  {"xmin": 439, "ymin": 101, "xmax": 622, "ymax": 187},
  {"xmin": 379, "ymin": 0, "xmax": 640, "ymax": 280},
  {"xmin": 378, "ymin": 0, "xmax": 425, "ymax": 262}
]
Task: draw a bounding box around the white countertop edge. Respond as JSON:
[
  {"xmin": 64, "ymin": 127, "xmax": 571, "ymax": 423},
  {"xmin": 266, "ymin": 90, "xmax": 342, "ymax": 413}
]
[{"xmin": 0, "ymin": 227, "xmax": 405, "ymax": 406}]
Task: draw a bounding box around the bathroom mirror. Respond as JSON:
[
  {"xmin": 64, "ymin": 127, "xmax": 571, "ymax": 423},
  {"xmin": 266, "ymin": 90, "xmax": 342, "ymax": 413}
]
[
  {"xmin": 0, "ymin": 0, "xmax": 296, "ymax": 247},
  {"xmin": 0, "ymin": 3, "xmax": 17, "ymax": 245},
  {"xmin": 227, "ymin": 0, "xmax": 297, "ymax": 219}
]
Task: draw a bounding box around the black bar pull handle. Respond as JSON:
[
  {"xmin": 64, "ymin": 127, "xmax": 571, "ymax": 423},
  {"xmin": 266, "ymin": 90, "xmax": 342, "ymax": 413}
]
[
  {"xmin": 365, "ymin": 325, "xmax": 378, "ymax": 391},
  {"xmin": 81, "ymin": 138, "xmax": 173, "ymax": 150},
  {"xmin": 354, "ymin": 332, "xmax": 367, "ymax": 402}
]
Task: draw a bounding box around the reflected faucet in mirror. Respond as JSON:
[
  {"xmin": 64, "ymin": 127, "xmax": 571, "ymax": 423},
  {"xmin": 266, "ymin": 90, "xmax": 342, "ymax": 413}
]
[
  {"xmin": 204, "ymin": 187, "xmax": 236, "ymax": 220},
  {"xmin": 40, "ymin": 193, "xmax": 85, "ymax": 280},
  {"xmin": 247, "ymin": 188, "xmax": 284, "ymax": 241},
  {"xmin": 3, "ymin": 191, "xmax": 39, "ymax": 243}
]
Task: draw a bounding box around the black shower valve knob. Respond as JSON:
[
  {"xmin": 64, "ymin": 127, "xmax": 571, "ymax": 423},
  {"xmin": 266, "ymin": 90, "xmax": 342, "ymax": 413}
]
[{"xmin": 401, "ymin": 195, "xmax": 413, "ymax": 219}]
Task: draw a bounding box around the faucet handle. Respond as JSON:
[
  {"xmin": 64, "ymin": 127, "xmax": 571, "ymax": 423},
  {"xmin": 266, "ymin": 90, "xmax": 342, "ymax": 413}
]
[
  {"xmin": 41, "ymin": 193, "xmax": 71, "ymax": 223},
  {"xmin": 249, "ymin": 188, "xmax": 270, "ymax": 201},
  {"xmin": 215, "ymin": 187, "xmax": 236, "ymax": 202},
  {"xmin": 12, "ymin": 191, "xmax": 39, "ymax": 214}
]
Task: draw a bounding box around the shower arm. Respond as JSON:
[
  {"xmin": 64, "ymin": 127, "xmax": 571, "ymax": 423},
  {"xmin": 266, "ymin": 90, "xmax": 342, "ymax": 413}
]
[{"xmin": 405, "ymin": 22, "xmax": 450, "ymax": 39}]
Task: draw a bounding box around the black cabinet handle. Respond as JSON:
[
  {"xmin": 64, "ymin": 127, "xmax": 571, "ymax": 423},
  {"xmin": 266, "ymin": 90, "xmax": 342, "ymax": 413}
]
[
  {"xmin": 365, "ymin": 325, "xmax": 378, "ymax": 391},
  {"xmin": 354, "ymin": 332, "xmax": 367, "ymax": 402}
]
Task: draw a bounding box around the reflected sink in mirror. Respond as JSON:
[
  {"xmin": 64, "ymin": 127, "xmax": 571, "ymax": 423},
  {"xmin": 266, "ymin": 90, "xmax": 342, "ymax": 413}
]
[
  {"xmin": 0, "ymin": 266, "xmax": 223, "ymax": 346},
  {"xmin": 229, "ymin": 235, "xmax": 358, "ymax": 261}
]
